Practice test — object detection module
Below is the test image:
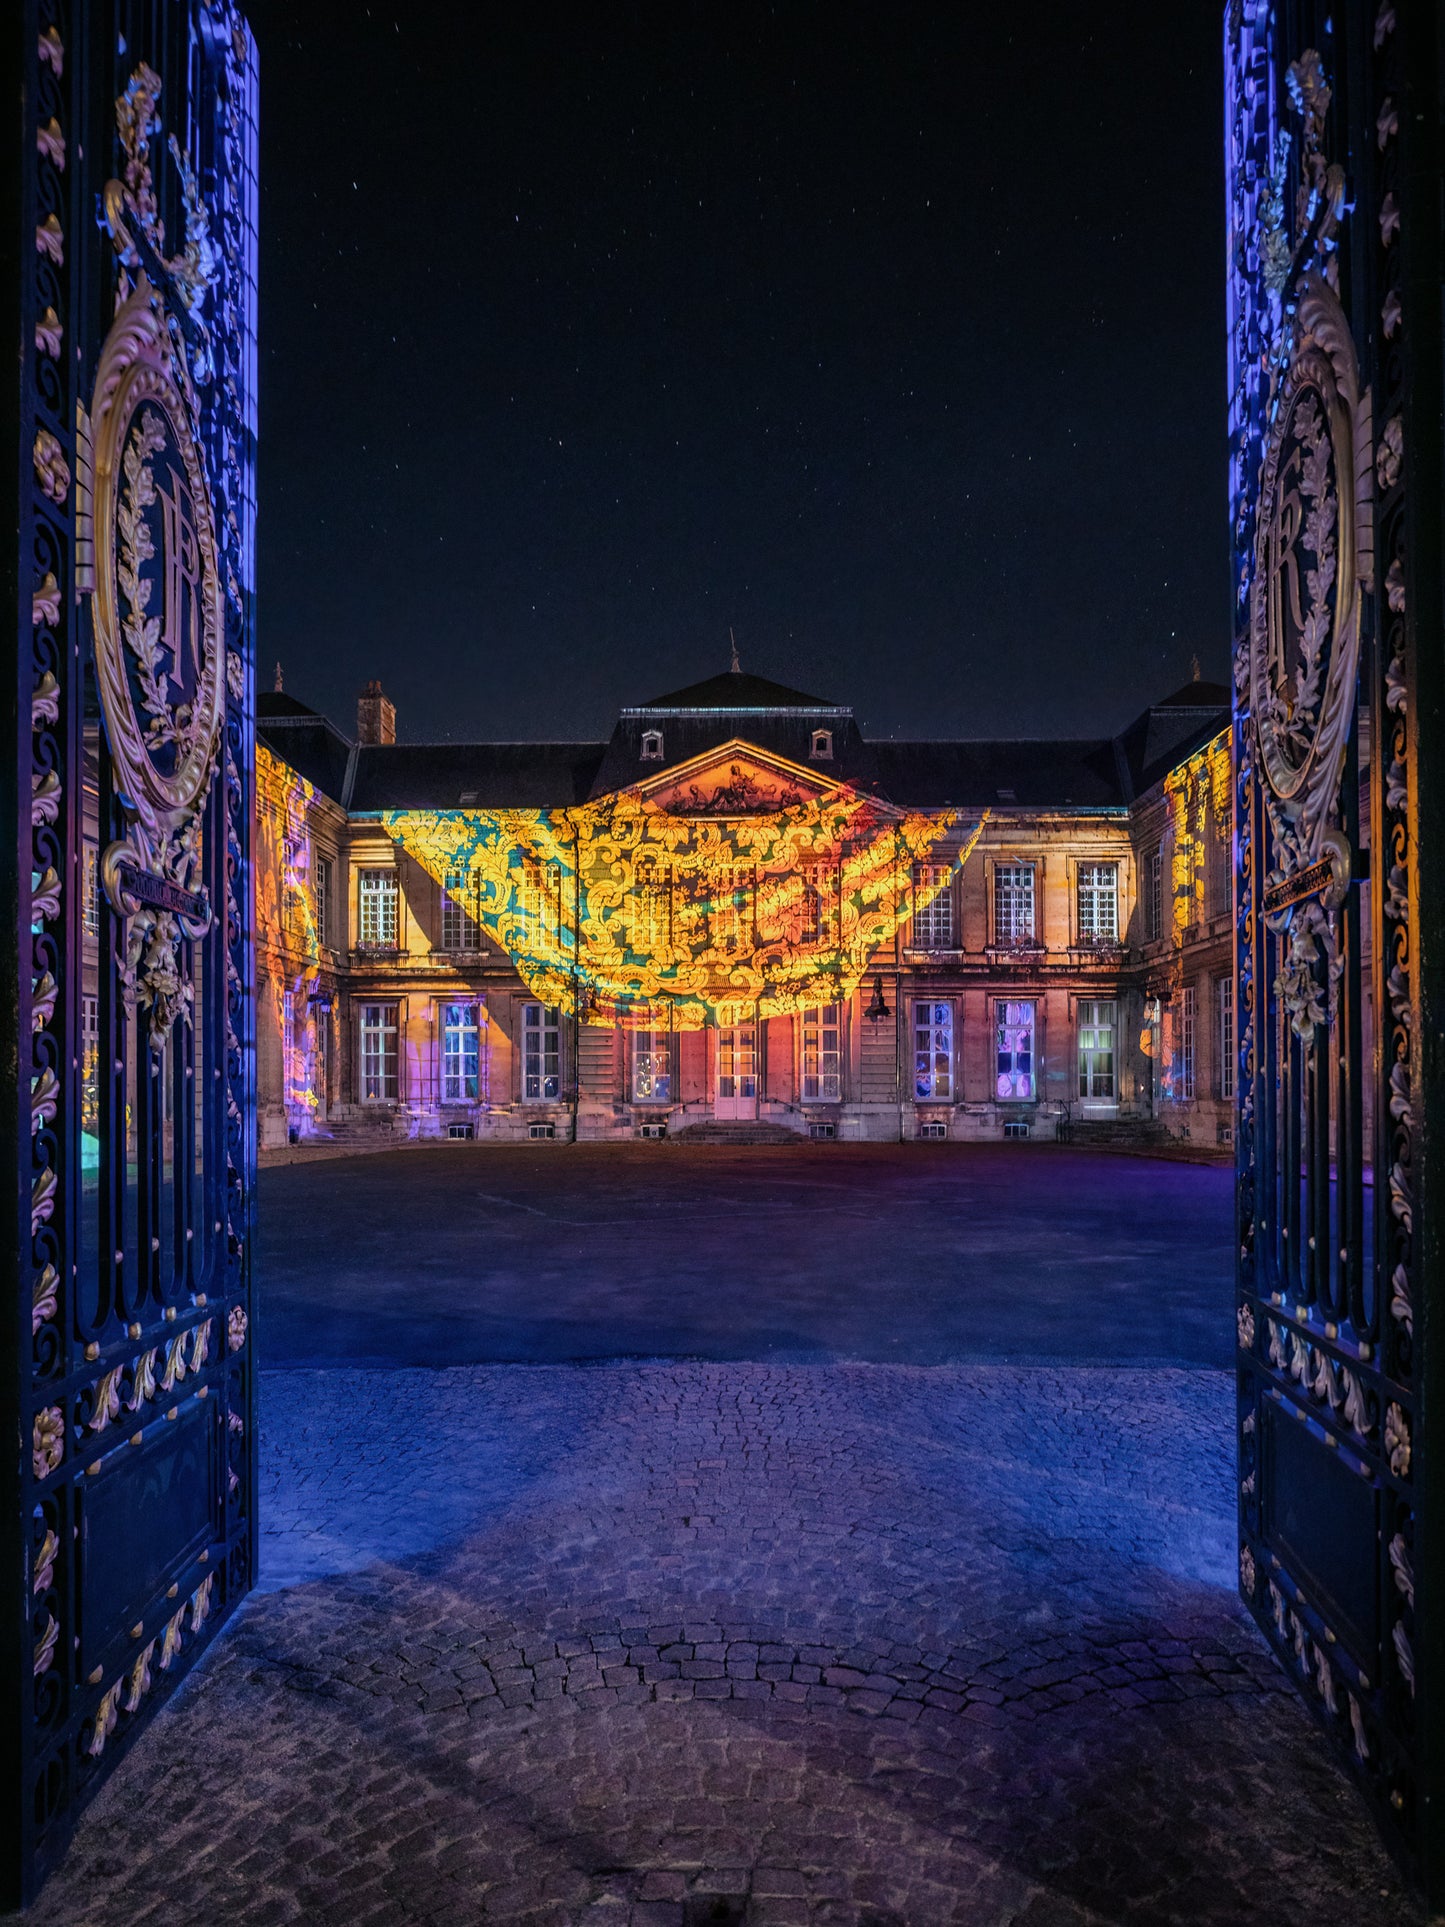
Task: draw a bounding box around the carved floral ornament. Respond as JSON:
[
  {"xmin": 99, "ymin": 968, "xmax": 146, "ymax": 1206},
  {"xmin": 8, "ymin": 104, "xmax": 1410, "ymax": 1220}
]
[{"xmin": 85, "ymin": 70, "xmax": 226, "ymax": 1046}]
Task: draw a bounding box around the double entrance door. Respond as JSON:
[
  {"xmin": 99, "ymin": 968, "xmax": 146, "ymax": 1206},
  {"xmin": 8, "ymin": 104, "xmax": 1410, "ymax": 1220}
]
[{"xmin": 714, "ymin": 1021, "xmax": 758, "ymax": 1120}]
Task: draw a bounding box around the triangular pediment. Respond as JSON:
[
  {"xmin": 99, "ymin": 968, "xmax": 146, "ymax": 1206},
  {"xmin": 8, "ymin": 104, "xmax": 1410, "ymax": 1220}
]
[{"xmin": 624, "ymin": 739, "xmax": 846, "ymax": 815}]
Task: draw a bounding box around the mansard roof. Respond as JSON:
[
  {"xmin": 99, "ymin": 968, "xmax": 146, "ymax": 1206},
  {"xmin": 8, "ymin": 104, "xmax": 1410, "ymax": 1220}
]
[
  {"xmin": 347, "ymin": 742, "xmax": 607, "ymax": 813},
  {"xmin": 633, "ymin": 671, "xmax": 842, "ymax": 711},
  {"xmin": 255, "ymin": 672, "xmax": 1229, "ymax": 817},
  {"xmin": 871, "ymin": 738, "xmax": 1128, "ymax": 811}
]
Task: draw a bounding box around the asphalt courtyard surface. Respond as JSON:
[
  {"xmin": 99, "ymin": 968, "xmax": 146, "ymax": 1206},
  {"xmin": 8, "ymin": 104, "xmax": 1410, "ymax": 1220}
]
[
  {"xmin": 256, "ymin": 1142, "xmax": 1236, "ymax": 1367},
  {"xmin": 22, "ymin": 1146, "xmax": 1424, "ymax": 1926}
]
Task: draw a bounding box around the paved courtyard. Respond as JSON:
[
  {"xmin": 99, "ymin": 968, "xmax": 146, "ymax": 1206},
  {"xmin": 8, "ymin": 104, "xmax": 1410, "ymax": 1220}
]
[
  {"xmin": 22, "ymin": 1148, "xmax": 1422, "ymax": 1925},
  {"xmin": 255, "ymin": 1143, "xmax": 1236, "ymax": 1367}
]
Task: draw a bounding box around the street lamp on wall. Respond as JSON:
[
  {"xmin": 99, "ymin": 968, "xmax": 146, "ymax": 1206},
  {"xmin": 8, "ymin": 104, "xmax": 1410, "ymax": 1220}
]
[{"xmin": 866, "ymin": 975, "xmax": 890, "ymax": 1025}]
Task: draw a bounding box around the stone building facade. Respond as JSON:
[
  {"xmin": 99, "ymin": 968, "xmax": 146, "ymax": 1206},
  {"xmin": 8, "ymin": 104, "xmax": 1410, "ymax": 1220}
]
[{"xmin": 252, "ymin": 670, "xmax": 1234, "ymax": 1151}]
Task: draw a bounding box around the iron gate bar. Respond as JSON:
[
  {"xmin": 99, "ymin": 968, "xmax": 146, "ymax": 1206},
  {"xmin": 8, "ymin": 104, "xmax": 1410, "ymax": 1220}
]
[
  {"xmin": 1, "ymin": 0, "xmax": 258, "ymax": 1906},
  {"xmin": 1228, "ymin": 0, "xmax": 1443, "ymax": 1901}
]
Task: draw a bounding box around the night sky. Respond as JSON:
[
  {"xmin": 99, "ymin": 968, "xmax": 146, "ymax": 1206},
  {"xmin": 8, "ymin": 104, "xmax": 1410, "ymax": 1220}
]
[{"xmin": 245, "ymin": 3, "xmax": 1228, "ymax": 747}]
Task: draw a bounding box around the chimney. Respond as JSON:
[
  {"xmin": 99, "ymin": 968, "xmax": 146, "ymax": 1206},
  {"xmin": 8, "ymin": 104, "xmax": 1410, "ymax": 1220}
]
[{"xmin": 356, "ymin": 679, "xmax": 395, "ymax": 746}]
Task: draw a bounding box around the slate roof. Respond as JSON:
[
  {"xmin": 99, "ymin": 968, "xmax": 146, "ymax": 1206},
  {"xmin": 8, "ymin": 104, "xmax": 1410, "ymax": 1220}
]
[
  {"xmin": 256, "ymin": 674, "xmax": 1230, "ymax": 816},
  {"xmin": 347, "ymin": 742, "xmax": 607, "ymax": 813},
  {"xmin": 634, "ymin": 671, "xmax": 840, "ymax": 711},
  {"xmin": 871, "ymin": 738, "xmax": 1127, "ymax": 811}
]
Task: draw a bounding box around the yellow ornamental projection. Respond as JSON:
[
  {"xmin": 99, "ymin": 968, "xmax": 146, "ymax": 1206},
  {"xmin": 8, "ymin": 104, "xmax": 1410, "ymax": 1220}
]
[{"xmin": 385, "ymin": 784, "xmax": 983, "ymax": 1029}]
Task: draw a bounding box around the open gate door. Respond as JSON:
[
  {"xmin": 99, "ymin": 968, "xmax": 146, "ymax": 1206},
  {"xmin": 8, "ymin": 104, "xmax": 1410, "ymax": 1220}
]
[
  {"xmin": 2, "ymin": 1, "xmax": 258, "ymax": 1904},
  {"xmin": 1227, "ymin": 0, "xmax": 1442, "ymax": 1898}
]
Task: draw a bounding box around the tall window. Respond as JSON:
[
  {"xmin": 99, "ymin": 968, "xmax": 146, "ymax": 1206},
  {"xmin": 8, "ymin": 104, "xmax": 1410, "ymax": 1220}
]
[
  {"xmin": 83, "ymin": 844, "xmax": 99, "ymax": 937},
  {"xmin": 631, "ymin": 1022, "xmax": 671, "ymax": 1103},
  {"xmin": 912, "ymin": 866, "xmax": 954, "ymax": 949},
  {"xmin": 360, "ymin": 1002, "xmax": 399, "ymax": 1100},
  {"xmin": 1145, "ymin": 847, "xmax": 1163, "ymax": 941},
  {"xmin": 1218, "ymin": 976, "xmax": 1235, "ymax": 1101},
  {"xmin": 359, "ymin": 869, "xmax": 399, "ymax": 949},
  {"xmin": 441, "ymin": 1001, "xmax": 482, "ymax": 1101},
  {"xmin": 995, "ymin": 999, "xmax": 1035, "ymax": 1100},
  {"xmin": 711, "ymin": 867, "xmax": 752, "ymax": 955},
  {"xmin": 1178, "ymin": 983, "xmax": 1197, "ymax": 1100},
  {"xmin": 315, "ymin": 854, "xmax": 332, "ymax": 949},
  {"xmin": 802, "ymin": 1001, "xmax": 842, "ymax": 1101},
  {"xmin": 523, "ymin": 1003, "xmax": 561, "ymax": 1100},
  {"xmin": 994, "ymin": 863, "xmax": 1036, "ymax": 945},
  {"xmin": 1207, "ymin": 815, "xmax": 1231, "ymax": 917},
  {"xmin": 1077, "ymin": 999, "xmax": 1116, "ymax": 1100},
  {"xmin": 521, "ymin": 860, "xmax": 563, "ymax": 954},
  {"xmin": 81, "ymin": 993, "xmax": 99, "ymax": 1135},
  {"xmin": 632, "ymin": 859, "xmax": 669, "ymax": 954},
  {"xmin": 441, "ymin": 869, "xmax": 480, "ymax": 951},
  {"xmin": 1077, "ymin": 863, "xmax": 1118, "ymax": 942},
  {"xmin": 913, "ymin": 1000, "xmax": 953, "ymax": 1100}
]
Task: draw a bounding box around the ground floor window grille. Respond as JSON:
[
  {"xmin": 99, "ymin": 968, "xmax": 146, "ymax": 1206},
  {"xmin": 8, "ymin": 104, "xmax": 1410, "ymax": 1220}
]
[
  {"xmin": 632, "ymin": 1023, "xmax": 671, "ymax": 1103},
  {"xmin": 802, "ymin": 1001, "xmax": 842, "ymax": 1100},
  {"xmin": 523, "ymin": 1002, "xmax": 561, "ymax": 1100},
  {"xmin": 1077, "ymin": 863, "xmax": 1118, "ymax": 942},
  {"xmin": 442, "ymin": 1001, "xmax": 482, "ymax": 1101},
  {"xmin": 359, "ymin": 868, "xmax": 399, "ymax": 948},
  {"xmin": 441, "ymin": 870, "xmax": 480, "ymax": 951},
  {"xmin": 914, "ymin": 1000, "xmax": 953, "ymax": 1100},
  {"xmin": 1077, "ymin": 999, "xmax": 1115, "ymax": 1100},
  {"xmin": 994, "ymin": 863, "xmax": 1035, "ymax": 945},
  {"xmin": 912, "ymin": 865, "xmax": 954, "ymax": 949},
  {"xmin": 995, "ymin": 999, "xmax": 1035, "ymax": 1100},
  {"xmin": 360, "ymin": 1002, "xmax": 399, "ymax": 1100},
  {"xmin": 1217, "ymin": 976, "xmax": 1234, "ymax": 1101},
  {"xmin": 1177, "ymin": 984, "xmax": 1197, "ymax": 1100}
]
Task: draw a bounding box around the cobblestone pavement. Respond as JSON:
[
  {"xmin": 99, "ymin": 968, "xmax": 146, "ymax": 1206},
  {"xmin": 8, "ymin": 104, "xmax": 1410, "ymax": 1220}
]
[
  {"xmin": 257, "ymin": 1144, "xmax": 1235, "ymax": 1367},
  {"xmin": 26, "ymin": 1363, "xmax": 1422, "ymax": 1927}
]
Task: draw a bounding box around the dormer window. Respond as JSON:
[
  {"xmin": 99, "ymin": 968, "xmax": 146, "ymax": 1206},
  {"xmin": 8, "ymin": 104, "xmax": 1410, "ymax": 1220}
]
[
  {"xmin": 810, "ymin": 728, "xmax": 833, "ymax": 761},
  {"xmin": 640, "ymin": 729, "xmax": 664, "ymax": 762}
]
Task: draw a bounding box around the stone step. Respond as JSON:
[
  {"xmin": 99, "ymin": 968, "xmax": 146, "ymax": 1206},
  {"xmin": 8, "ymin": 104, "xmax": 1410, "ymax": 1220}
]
[{"xmin": 667, "ymin": 1121, "xmax": 803, "ymax": 1145}]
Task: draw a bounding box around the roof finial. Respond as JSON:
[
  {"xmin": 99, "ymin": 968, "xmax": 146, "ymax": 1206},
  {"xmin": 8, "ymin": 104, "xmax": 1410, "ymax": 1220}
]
[
  {"xmin": 274, "ymin": 660, "xmax": 284, "ymax": 693},
  {"xmin": 729, "ymin": 627, "xmax": 740, "ymax": 675},
  {"xmin": 1191, "ymin": 653, "xmax": 1201, "ymax": 683}
]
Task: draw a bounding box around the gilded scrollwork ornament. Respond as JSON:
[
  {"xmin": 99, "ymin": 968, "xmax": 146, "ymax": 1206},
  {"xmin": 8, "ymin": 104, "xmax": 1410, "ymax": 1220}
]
[{"xmin": 86, "ymin": 69, "xmax": 226, "ymax": 1049}]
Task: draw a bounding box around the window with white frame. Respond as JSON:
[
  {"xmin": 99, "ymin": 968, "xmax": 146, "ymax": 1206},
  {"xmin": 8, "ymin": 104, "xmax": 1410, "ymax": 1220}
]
[
  {"xmin": 912, "ymin": 865, "xmax": 954, "ymax": 950},
  {"xmin": 1077, "ymin": 999, "xmax": 1116, "ymax": 1100},
  {"xmin": 441, "ymin": 868, "xmax": 480, "ymax": 951},
  {"xmin": 315, "ymin": 854, "xmax": 332, "ymax": 949},
  {"xmin": 995, "ymin": 999, "xmax": 1036, "ymax": 1100},
  {"xmin": 83, "ymin": 845, "xmax": 99, "ymax": 937},
  {"xmin": 441, "ymin": 1000, "xmax": 482, "ymax": 1102},
  {"xmin": 1178, "ymin": 983, "xmax": 1197, "ymax": 1100},
  {"xmin": 521, "ymin": 859, "xmax": 562, "ymax": 953},
  {"xmin": 799, "ymin": 862, "xmax": 836, "ymax": 947},
  {"xmin": 358, "ymin": 868, "xmax": 399, "ymax": 948},
  {"xmin": 1145, "ymin": 847, "xmax": 1163, "ymax": 941},
  {"xmin": 640, "ymin": 729, "xmax": 664, "ymax": 761},
  {"xmin": 913, "ymin": 1000, "xmax": 953, "ymax": 1100},
  {"xmin": 632, "ymin": 858, "xmax": 669, "ymax": 954},
  {"xmin": 631, "ymin": 1021, "xmax": 671, "ymax": 1103},
  {"xmin": 810, "ymin": 728, "xmax": 833, "ymax": 760},
  {"xmin": 1076, "ymin": 863, "xmax": 1119, "ymax": 942},
  {"xmin": 1207, "ymin": 812, "xmax": 1231, "ymax": 917},
  {"xmin": 711, "ymin": 866, "xmax": 752, "ymax": 955},
  {"xmin": 359, "ymin": 1002, "xmax": 399, "ymax": 1100},
  {"xmin": 1218, "ymin": 976, "xmax": 1234, "ymax": 1101},
  {"xmin": 993, "ymin": 862, "xmax": 1036, "ymax": 945},
  {"xmin": 802, "ymin": 1001, "xmax": 842, "ymax": 1100},
  {"xmin": 522, "ymin": 1002, "xmax": 561, "ymax": 1100}
]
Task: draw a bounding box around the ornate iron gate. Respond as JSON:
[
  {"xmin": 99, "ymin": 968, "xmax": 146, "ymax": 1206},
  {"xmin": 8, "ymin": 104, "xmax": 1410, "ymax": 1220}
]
[
  {"xmin": 1228, "ymin": 0, "xmax": 1442, "ymax": 1897},
  {"xmin": 3, "ymin": 1, "xmax": 257, "ymax": 1904}
]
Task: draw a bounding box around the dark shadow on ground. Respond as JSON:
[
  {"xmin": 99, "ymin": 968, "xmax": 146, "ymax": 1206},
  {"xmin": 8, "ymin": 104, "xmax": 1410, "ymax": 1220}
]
[{"xmin": 257, "ymin": 1142, "xmax": 1234, "ymax": 1367}]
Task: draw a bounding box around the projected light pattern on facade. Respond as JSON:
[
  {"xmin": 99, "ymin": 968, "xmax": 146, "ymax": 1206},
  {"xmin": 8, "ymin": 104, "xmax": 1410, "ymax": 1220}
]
[
  {"xmin": 257, "ymin": 744, "xmax": 327, "ymax": 1127},
  {"xmin": 385, "ymin": 789, "xmax": 982, "ymax": 1029},
  {"xmin": 1152, "ymin": 734, "xmax": 1232, "ymax": 1101}
]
